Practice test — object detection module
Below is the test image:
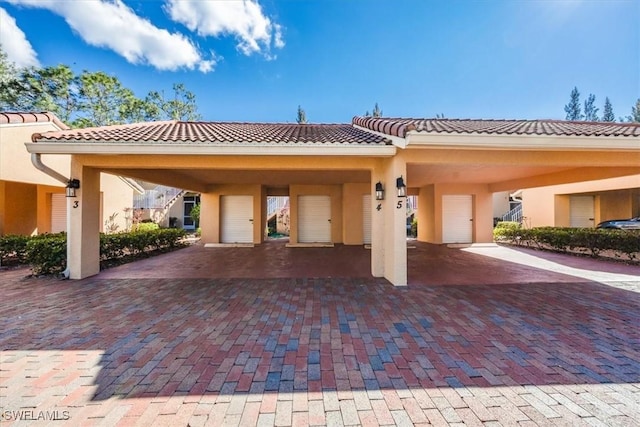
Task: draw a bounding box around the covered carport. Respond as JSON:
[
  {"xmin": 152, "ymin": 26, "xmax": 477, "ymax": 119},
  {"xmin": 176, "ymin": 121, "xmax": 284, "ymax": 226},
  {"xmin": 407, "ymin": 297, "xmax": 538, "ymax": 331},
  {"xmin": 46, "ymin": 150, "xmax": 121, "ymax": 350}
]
[
  {"xmin": 353, "ymin": 117, "xmax": 640, "ymax": 246},
  {"xmin": 26, "ymin": 121, "xmax": 410, "ymax": 284},
  {"xmin": 26, "ymin": 117, "xmax": 640, "ymax": 287}
]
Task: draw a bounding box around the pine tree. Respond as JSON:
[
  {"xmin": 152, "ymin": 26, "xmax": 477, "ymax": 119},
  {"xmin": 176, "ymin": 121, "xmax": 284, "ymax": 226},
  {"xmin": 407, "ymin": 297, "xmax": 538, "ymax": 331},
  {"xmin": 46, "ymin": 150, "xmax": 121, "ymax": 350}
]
[
  {"xmin": 629, "ymin": 99, "xmax": 640, "ymax": 123},
  {"xmin": 564, "ymin": 87, "xmax": 583, "ymax": 121},
  {"xmin": 583, "ymin": 94, "xmax": 598, "ymax": 121},
  {"xmin": 372, "ymin": 102, "xmax": 382, "ymax": 118},
  {"xmin": 602, "ymin": 97, "xmax": 615, "ymax": 122},
  {"xmin": 296, "ymin": 105, "xmax": 307, "ymax": 124}
]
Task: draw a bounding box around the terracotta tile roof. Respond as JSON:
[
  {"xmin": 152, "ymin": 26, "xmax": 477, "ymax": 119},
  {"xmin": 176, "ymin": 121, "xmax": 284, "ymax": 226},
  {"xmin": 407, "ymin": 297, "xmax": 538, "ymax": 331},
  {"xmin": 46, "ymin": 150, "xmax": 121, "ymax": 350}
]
[
  {"xmin": 0, "ymin": 111, "xmax": 69, "ymax": 130},
  {"xmin": 352, "ymin": 117, "xmax": 640, "ymax": 138},
  {"xmin": 31, "ymin": 121, "xmax": 392, "ymax": 145}
]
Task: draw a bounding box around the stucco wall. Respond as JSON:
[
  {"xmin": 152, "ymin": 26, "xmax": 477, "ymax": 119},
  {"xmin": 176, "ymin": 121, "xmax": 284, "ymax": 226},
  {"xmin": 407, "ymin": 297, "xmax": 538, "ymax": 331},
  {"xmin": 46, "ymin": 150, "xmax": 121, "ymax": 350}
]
[
  {"xmin": 417, "ymin": 185, "xmax": 436, "ymax": 242},
  {"xmin": 99, "ymin": 173, "xmax": 133, "ymax": 233},
  {"xmin": 1, "ymin": 125, "xmax": 70, "ymax": 185},
  {"xmin": 0, "ymin": 181, "xmax": 37, "ymax": 235},
  {"xmin": 522, "ymin": 175, "xmax": 640, "ymax": 227},
  {"xmin": 0, "ymin": 181, "xmax": 4, "ymax": 235},
  {"xmin": 493, "ymin": 191, "xmax": 511, "ymax": 218},
  {"xmin": 1, "ymin": 124, "xmax": 132, "ymax": 235},
  {"xmin": 599, "ymin": 191, "xmax": 632, "ymax": 222},
  {"xmin": 200, "ymin": 184, "xmax": 263, "ymax": 244},
  {"xmin": 416, "ymin": 183, "xmax": 492, "ymax": 244},
  {"xmin": 342, "ymin": 183, "xmax": 369, "ymax": 245}
]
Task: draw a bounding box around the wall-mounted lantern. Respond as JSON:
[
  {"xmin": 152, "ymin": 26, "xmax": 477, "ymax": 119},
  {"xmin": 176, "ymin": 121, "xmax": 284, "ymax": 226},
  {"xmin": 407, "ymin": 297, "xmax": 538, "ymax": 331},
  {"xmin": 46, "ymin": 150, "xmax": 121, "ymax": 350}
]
[
  {"xmin": 396, "ymin": 176, "xmax": 406, "ymax": 197},
  {"xmin": 66, "ymin": 179, "xmax": 80, "ymax": 198},
  {"xmin": 375, "ymin": 182, "xmax": 384, "ymax": 200}
]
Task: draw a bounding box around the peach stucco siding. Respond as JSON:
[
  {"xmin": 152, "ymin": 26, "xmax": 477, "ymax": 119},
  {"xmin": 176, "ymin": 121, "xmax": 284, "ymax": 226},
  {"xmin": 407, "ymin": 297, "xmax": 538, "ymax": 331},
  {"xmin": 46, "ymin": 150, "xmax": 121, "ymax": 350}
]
[
  {"xmin": 23, "ymin": 117, "xmax": 640, "ymax": 286},
  {"xmin": 0, "ymin": 121, "xmax": 134, "ymax": 235},
  {"xmin": 522, "ymin": 175, "xmax": 640, "ymax": 228},
  {"xmin": 416, "ymin": 183, "xmax": 493, "ymax": 244}
]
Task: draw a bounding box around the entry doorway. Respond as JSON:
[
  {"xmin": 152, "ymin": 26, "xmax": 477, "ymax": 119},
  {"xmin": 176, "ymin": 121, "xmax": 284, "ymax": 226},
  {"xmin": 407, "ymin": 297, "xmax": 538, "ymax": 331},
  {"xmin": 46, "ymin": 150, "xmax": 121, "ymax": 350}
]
[
  {"xmin": 183, "ymin": 195, "xmax": 200, "ymax": 231},
  {"xmin": 266, "ymin": 196, "xmax": 290, "ymax": 240}
]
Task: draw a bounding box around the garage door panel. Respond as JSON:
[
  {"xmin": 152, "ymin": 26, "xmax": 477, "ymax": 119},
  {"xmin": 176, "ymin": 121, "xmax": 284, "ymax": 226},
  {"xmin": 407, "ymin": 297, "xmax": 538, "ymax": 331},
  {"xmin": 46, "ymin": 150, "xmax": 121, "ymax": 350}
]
[
  {"xmin": 363, "ymin": 194, "xmax": 372, "ymax": 245},
  {"xmin": 51, "ymin": 193, "xmax": 67, "ymax": 233},
  {"xmin": 570, "ymin": 196, "xmax": 595, "ymax": 228},
  {"xmin": 298, "ymin": 195, "xmax": 331, "ymax": 243},
  {"xmin": 221, "ymin": 195, "xmax": 253, "ymax": 243},
  {"xmin": 442, "ymin": 195, "xmax": 472, "ymax": 244}
]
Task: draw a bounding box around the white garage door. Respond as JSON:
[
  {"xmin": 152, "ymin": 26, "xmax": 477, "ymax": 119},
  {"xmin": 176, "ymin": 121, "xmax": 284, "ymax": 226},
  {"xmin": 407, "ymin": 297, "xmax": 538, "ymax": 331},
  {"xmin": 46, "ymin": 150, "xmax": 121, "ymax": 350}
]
[
  {"xmin": 298, "ymin": 195, "xmax": 331, "ymax": 243},
  {"xmin": 51, "ymin": 193, "xmax": 67, "ymax": 233},
  {"xmin": 442, "ymin": 195, "xmax": 473, "ymax": 244},
  {"xmin": 363, "ymin": 194, "xmax": 372, "ymax": 245},
  {"xmin": 221, "ymin": 195, "xmax": 254, "ymax": 243},
  {"xmin": 570, "ymin": 196, "xmax": 595, "ymax": 228}
]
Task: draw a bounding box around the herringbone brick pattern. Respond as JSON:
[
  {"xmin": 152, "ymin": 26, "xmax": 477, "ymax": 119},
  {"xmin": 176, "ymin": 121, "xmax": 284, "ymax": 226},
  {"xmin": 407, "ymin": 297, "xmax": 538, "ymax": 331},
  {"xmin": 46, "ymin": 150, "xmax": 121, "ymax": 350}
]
[{"xmin": 1, "ymin": 258, "xmax": 639, "ymax": 426}]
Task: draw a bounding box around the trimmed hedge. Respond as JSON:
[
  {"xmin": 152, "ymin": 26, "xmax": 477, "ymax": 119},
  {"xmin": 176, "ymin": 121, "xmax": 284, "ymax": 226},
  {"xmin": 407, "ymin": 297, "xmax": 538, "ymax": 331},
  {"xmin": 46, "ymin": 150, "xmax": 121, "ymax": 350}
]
[
  {"xmin": 26, "ymin": 234, "xmax": 67, "ymax": 275},
  {"xmin": 2, "ymin": 228, "xmax": 187, "ymax": 276},
  {"xmin": 0, "ymin": 234, "xmax": 30, "ymax": 265},
  {"xmin": 100, "ymin": 228, "xmax": 186, "ymax": 264},
  {"xmin": 494, "ymin": 222, "xmax": 640, "ymax": 262}
]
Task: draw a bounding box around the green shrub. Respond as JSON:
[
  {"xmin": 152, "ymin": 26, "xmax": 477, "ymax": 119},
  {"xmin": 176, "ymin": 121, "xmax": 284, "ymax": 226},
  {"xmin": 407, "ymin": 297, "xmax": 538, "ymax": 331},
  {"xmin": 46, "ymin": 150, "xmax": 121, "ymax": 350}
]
[
  {"xmin": 131, "ymin": 222, "xmax": 159, "ymax": 232},
  {"xmin": 25, "ymin": 234, "xmax": 67, "ymax": 275},
  {"xmin": 496, "ymin": 226, "xmax": 640, "ymax": 261},
  {"xmin": 189, "ymin": 204, "xmax": 200, "ymax": 227},
  {"xmin": 0, "ymin": 234, "xmax": 30, "ymax": 265},
  {"xmin": 493, "ymin": 221, "xmax": 521, "ymax": 241},
  {"xmin": 24, "ymin": 228, "xmax": 187, "ymax": 276}
]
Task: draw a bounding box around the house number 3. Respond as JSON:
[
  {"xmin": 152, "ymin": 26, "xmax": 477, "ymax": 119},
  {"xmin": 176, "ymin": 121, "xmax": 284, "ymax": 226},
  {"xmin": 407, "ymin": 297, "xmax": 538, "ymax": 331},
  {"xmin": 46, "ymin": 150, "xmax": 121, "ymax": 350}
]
[{"xmin": 73, "ymin": 201, "xmax": 79, "ymax": 209}]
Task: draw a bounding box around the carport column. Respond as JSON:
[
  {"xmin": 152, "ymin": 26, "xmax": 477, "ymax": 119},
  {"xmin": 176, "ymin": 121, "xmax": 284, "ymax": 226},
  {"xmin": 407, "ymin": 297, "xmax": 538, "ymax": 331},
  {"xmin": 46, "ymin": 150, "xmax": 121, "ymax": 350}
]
[
  {"xmin": 68, "ymin": 157, "xmax": 101, "ymax": 279},
  {"xmin": 371, "ymin": 164, "xmax": 385, "ymax": 278},
  {"xmin": 383, "ymin": 156, "xmax": 407, "ymax": 286}
]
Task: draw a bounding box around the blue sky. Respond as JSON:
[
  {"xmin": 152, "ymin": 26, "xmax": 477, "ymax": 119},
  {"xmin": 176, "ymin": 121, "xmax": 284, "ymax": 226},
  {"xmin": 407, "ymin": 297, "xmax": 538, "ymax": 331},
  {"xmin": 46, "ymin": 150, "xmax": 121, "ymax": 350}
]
[{"xmin": 1, "ymin": 0, "xmax": 638, "ymax": 123}]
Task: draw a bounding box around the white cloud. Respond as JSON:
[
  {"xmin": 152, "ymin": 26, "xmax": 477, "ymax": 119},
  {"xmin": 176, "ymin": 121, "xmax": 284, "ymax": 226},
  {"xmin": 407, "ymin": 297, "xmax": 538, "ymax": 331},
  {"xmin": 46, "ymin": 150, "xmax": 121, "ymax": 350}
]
[
  {"xmin": 165, "ymin": 0, "xmax": 284, "ymax": 57},
  {"xmin": 6, "ymin": 0, "xmax": 216, "ymax": 72},
  {"xmin": 0, "ymin": 7, "xmax": 40, "ymax": 68}
]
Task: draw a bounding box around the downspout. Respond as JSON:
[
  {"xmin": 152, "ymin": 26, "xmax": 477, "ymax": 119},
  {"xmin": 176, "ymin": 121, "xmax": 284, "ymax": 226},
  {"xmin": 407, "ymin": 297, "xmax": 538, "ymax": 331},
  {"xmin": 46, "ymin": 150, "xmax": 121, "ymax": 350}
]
[{"xmin": 31, "ymin": 153, "xmax": 73, "ymax": 279}]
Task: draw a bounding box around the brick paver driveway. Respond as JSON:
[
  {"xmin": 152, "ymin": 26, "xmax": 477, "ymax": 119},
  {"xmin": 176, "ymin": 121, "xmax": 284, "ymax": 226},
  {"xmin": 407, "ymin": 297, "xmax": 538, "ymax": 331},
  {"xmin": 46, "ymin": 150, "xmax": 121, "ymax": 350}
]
[{"xmin": 1, "ymin": 243, "xmax": 639, "ymax": 426}]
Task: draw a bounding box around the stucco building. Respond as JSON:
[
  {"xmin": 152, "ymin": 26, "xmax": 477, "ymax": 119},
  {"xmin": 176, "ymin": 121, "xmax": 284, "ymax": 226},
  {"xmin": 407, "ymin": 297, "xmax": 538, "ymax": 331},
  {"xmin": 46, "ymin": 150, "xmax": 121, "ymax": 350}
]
[
  {"xmin": 0, "ymin": 112, "xmax": 135, "ymax": 236},
  {"xmin": 22, "ymin": 116, "xmax": 640, "ymax": 286}
]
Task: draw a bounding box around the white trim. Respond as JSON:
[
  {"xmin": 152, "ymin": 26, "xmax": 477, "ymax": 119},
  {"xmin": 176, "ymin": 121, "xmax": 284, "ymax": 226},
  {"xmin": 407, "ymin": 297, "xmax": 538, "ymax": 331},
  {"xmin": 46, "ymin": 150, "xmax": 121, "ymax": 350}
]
[
  {"xmin": 406, "ymin": 132, "xmax": 640, "ymax": 151},
  {"xmin": 25, "ymin": 142, "xmax": 397, "ymax": 156},
  {"xmin": 117, "ymin": 176, "xmax": 145, "ymax": 194}
]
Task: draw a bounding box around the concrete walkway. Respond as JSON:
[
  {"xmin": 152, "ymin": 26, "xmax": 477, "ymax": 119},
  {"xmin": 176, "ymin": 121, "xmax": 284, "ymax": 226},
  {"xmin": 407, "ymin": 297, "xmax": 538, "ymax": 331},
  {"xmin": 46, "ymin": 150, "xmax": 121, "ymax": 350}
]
[{"xmin": 1, "ymin": 243, "xmax": 639, "ymax": 426}]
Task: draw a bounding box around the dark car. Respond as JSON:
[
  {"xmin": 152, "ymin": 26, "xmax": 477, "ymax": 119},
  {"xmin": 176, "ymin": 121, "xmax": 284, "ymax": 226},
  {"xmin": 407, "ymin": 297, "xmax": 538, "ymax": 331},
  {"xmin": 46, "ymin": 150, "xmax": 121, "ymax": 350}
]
[{"xmin": 596, "ymin": 217, "xmax": 640, "ymax": 230}]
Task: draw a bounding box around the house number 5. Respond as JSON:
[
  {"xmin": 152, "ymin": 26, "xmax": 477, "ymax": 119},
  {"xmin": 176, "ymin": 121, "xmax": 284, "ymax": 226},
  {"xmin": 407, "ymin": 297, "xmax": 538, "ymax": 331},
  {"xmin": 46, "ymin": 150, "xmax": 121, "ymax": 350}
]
[
  {"xmin": 396, "ymin": 200, "xmax": 403, "ymax": 209},
  {"xmin": 73, "ymin": 201, "xmax": 79, "ymax": 209}
]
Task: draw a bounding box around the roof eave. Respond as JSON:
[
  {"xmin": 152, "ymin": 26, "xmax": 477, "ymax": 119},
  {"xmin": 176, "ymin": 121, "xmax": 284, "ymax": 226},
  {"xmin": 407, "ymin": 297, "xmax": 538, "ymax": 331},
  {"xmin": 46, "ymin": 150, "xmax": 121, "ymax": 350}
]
[
  {"xmin": 25, "ymin": 142, "xmax": 397, "ymax": 157},
  {"xmin": 405, "ymin": 131, "xmax": 640, "ymax": 151}
]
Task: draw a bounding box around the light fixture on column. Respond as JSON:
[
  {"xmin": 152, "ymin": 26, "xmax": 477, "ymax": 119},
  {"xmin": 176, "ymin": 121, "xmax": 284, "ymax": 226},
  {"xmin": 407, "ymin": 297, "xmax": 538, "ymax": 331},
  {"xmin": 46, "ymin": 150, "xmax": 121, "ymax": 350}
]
[
  {"xmin": 396, "ymin": 176, "xmax": 406, "ymax": 197},
  {"xmin": 375, "ymin": 182, "xmax": 384, "ymax": 200},
  {"xmin": 65, "ymin": 179, "xmax": 80, "ymax": 198}
]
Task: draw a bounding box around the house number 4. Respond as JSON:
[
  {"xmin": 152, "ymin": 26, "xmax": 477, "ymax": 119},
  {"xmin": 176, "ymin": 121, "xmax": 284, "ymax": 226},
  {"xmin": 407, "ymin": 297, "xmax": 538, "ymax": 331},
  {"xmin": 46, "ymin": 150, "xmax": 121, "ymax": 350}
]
[{"xmin": 73, "ymin": 201, "xmax": 79, "ymax": 209}]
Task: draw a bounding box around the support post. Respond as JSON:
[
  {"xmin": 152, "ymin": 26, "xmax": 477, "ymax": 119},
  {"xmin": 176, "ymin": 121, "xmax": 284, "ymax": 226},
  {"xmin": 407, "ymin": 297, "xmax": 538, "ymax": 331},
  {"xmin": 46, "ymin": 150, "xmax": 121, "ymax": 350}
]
[
  {"xmin": 68, "ymin": 158, "xmax": 101, "ymax": 279},
  {"xmin": 383, "ymin": 157, "xmax": 408, "ymax": 286}
]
